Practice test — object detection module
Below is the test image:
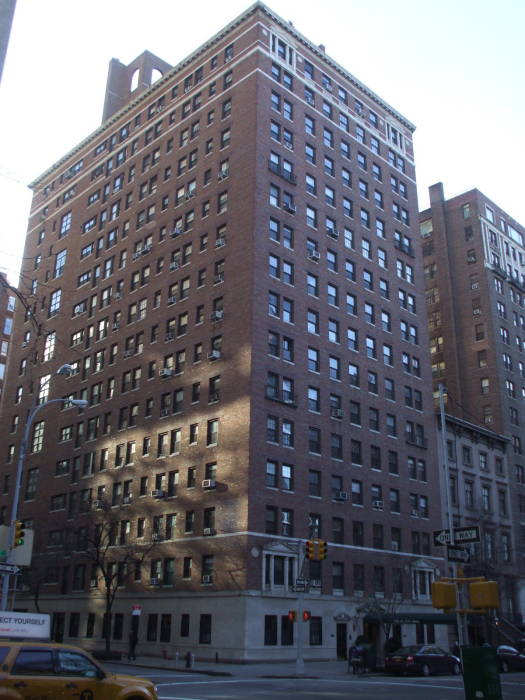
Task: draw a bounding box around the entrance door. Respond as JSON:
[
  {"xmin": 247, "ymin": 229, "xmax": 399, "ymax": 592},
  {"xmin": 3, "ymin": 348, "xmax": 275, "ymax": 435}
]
[{"xmin": 336, "ymin": 623, "xmax": 347, "ymax": 659}]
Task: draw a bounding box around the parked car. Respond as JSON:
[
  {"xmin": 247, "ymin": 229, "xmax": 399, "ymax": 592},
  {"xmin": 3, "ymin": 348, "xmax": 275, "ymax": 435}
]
[
  {"xmin": 497, "ymin": 645, "xmax": 525, "ymax": 672},
  {"xmin": 0, "ymin": 641, "xmax": 158, "ymax": 699},
  {"xmin": 384, "ymin": 644, "xmax": 461, "ymax": 676}
]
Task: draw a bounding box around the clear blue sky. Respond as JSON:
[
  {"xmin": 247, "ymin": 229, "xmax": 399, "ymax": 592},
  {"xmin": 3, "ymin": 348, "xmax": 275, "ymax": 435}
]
[{"xmin": 1, "ymin": 0, "xmax": 523, "ymax": 283}]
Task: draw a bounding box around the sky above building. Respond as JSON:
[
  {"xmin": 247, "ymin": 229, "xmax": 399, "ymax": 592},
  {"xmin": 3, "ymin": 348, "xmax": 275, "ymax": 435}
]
[{"xmin": 0, "ymin": 0, "xmax": 523, "ymax": 284}]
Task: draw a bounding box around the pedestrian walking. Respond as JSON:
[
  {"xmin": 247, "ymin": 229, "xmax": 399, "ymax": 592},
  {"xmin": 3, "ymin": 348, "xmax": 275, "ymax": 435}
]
[{"xmin": 348, "ymin": 643, "xmax": 364, "ymax": 674}]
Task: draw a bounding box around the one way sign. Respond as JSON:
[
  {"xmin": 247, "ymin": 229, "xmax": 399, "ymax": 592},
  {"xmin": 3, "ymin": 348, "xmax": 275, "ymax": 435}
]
[{"xmin": 433, "ymin": 526, "xmax": 480, "ymax": 547}]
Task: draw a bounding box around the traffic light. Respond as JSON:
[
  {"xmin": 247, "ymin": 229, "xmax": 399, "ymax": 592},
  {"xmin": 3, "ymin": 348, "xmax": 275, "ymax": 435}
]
[
  {"xmin": 305, "ymin": 540, "xmax": 314, "ymax": 560},
  {"xmin": 470, "ymin": 581, "xmax": 499, "ymax": 610},
  {"xmin": 302, "ymin": 610, "xmax": 311, "ymax": 622},
  {"xmin": 287, "ymin": 610, "xmax": 297, "ymax": 622},
  {"xmin": 431, "ymin": 580, "xmax": 456, "ymax": 610},
  {"xmin": 318, "ymin": 539, "xmax": 328, "ymax": 560},
  {"xmin": 13, "ymin": 520, "xmax": 25, "ymax": 547}
]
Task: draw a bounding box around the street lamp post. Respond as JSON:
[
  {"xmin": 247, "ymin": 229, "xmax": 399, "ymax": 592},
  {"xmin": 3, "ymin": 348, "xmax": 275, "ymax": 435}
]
[{"xmin": 1, "ymin": 394, "xmax": 88, "ymax": 610}]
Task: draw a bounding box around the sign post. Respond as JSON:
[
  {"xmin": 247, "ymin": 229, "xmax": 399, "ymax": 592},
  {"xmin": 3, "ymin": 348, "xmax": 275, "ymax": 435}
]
[{"xmin": 433, "ymin": 526, "xmax": 480, "ymax": 547}]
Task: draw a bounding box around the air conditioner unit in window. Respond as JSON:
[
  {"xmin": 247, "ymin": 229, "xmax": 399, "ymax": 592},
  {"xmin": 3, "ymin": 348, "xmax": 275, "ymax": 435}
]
[
  {"xmin": 210, "ymin": 309, "xmax": 224, "ymax": 321},
  {"xmin": 372, "ymin": 499, "xmax": 384, "ymax": 510},
  {"xmin": 165, "ymin": 333, "xmax": 175, "ymax": 342},
  {"xmin": 310, "ymin": 579, "xmax": 322, "ymax": 588},
  {"xmin": 160, "ymin": 408, "xmax": 170, "ymax": 417},
  {"xmin": 159, "ymin": 368, "xmax": 174, "ymax": 377},
  {"xmin": 202, "ymin": 479, "xmax": 216, "ymax": 489},
  {"xmin": 201, "ymin": 574, "xmax": 212, "ymax": 584},
  {"xmin": 170, "ymin": 227, "xmax": 182, "ymax": 238},
  {"xmin": 142, "ymin": 245, "xmax": 152, "ymax": 254},
  {"xmin": 93, "ymin": 500, "xmax": 105, "ymax": 509},
  {"xmin": 132, "ymin": 251, "xmax": 141, "ymax": 260},
  {"xmin": 169, "ymin": 261, "xmax": 179, "ymax": 271},
  {"xmin": 167, "ymin": 296, "xmax": 177, "ymax": 305},
  {"xmin": 151, "ymin": 490, "xmax": 165, "ymax": 499},
  {"xmin": 283, "ymin": 141, "xmax": 293, "ymax": 150},
  {"xmin": 307, "ymin": 250, "xmax": 320, "ymax": 262},
  {"xmin": 282, "ymin": 202, "xmax": 296, "ymax": 213},
  {"xmin": 334, "ymin": 490, "xmax": 348, "ymax": 502},
  {"xmin": 152, "ymin": 533, "xmax": 163, "ymax": 542},
  {"xmin": 185, "ymin": 190, "xmax": 195, "ymax": 200},
  {"xmin": 215, "ymin": 237, "xmax": 226, "ymax": 247},
  {"xmin": 150, "ymin": 577, "xmax": 160, "ymax": 586},
  {"xmin": 208, "ymin": 391, "xmax": 219, "ymax": 403},
  {"xmin": 411, "ymin": 508, "xmax": 419, "ymax": 517},
  {"xmin": 327, "ymin": 228, "xmax": 339, "ymax": 239},
  {"xmin": 330, "ymin": 408, "xmax": 344, "ymax": 419},
  {"xmin": 112, "ymin": 322, "xmax": 120, "ymax": 330},
  {"xmin": 218, "ymin": 170, "xmax": 229, "ymax": 180},
  {"xmin": 122, "ymin": 495, "xmax": 132, "ymax": 504},
  {"xmin": 207, "ymin": 349, "xmax": 221, "ymax": 361},
  {"xmin": 114, "ymin": 292, "xmax": 122, "ymax": 299},
  {"xmin": 123, "ymin": 350, "xmax": 134, "ymax": 358},
  {"xmin": 214, "ymin": 273, "xmax": 224, "ymax": 284},
  {"xmin": 203, "ymin": 527, "xmax": 216, "ymax": 536},
  {"xmin": 391, "ymin": 541, "xmax": 399, "ymax": 551}
]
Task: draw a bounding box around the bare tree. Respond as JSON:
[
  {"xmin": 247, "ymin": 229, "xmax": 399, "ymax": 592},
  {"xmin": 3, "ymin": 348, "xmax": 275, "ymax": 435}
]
[{"xmin": 82, "ymin": 518, "xmax": 155, "ymax": 655}]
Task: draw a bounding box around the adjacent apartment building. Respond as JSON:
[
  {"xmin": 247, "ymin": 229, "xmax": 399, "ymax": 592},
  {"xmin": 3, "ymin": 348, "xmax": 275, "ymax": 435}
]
[
  {"xmin": 0, "ymin": 2, "xmax": 445, "ymax": 660},
  {"xmin": 421, "ymin": 182, "xmax": 525, "ymax": 621}
]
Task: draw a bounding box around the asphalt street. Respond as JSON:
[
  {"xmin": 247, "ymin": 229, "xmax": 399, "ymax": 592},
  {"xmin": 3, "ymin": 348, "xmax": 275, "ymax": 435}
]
[{"xmin": 106, "ymin": 663, "xmax": 525, "ymax": 699}]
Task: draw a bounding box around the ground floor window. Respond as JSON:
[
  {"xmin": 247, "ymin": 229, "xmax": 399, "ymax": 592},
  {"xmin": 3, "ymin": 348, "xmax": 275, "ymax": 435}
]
[
  {"xmin": 281, "ymin": 615, "xmax": 294, "ymax": 645},
  {"xmin": 264, "ymin": 615, "xmax": 278, "ymax": 645},
  {"xmin": 113, "ymin": 613, "xmax": 123, "ymax": 640},
  {"xmin": 180, "ymin": 613, "xmax": 190, "ymax": 637},
  {"xmin": 309, "ymin": 617, "xmax": 323, "ymax": 645},
  {"xmin": 147, "ymin": 614, "xmax": 158, "ymax": 641},
  {"xmin": 199, "ymin": 613, "xmax": 212, "ymax": 644},
  {"xmin": 85, "ymin": 613, "xmax": 95, "ymax": 638},
  {"xmin": 160, "ymin": 614, "xmax": 171, "ymax": 642},
  {"xmin": 68, "ymin": 613, "xmax": 79, "ymax": 638}
]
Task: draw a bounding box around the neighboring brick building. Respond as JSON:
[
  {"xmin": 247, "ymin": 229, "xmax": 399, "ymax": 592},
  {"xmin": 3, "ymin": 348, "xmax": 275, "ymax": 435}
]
[
  {"xmin": 436, "ymin": 414, "xmax": 517, "ymax": 624},
  {"xmin": 0, "ymin": 2, "xmax": 444, "ymax": 659},
  {"xmin": 421, "ymin": 183, "xmax": 525, "ymax": 621}
]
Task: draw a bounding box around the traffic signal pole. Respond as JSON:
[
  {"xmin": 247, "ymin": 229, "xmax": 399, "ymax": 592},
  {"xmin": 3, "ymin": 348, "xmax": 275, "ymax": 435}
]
[{"xmin": 295, "ymin": 543, "xmax": 306, "ymax": 675}]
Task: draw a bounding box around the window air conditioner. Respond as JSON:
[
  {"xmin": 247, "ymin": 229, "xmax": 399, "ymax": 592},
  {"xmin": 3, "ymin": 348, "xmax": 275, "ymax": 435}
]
[
  {"xmin": 151, "ymin": 490, "xmax": 165, "ymax": 499},
  {"xmin": 202, "ymin": 479, "xmax": 216, "ymax": 489}
]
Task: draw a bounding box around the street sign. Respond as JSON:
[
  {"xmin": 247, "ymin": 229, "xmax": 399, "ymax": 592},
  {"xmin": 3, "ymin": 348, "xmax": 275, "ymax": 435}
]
[
  {"xmin": 295, "ymin": 578, "xmax": 308, "ymax": 587},
  {"xmin": 131, "ymin": 605, "xmax": 142, "ymax": 616},
  {"xmin": 434, "ymin": 526, "xmax": 480, "ymax": 547},
  {"xmin": 0, "ymin": 563, "xmax": 20, "ymax": 575},
  {"xmin": 447, "ymin": 545, "xmax": 471, "ymax": 563}
]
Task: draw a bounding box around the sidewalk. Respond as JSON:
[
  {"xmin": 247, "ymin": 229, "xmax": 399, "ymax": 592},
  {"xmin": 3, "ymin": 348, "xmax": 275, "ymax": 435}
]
[{"xmin": 117, "ymin": 655, "xmax": 381, "ymax": 679}]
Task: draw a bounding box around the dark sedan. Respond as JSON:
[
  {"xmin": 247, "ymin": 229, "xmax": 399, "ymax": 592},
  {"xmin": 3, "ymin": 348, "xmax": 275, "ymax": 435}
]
[
  {"xmin": 384, "ymin": 644, "xmax": 461, "ymax": 676},
  {"xmin": 497, "ymin": 645, "xmax": 525, "ymax": 672}
]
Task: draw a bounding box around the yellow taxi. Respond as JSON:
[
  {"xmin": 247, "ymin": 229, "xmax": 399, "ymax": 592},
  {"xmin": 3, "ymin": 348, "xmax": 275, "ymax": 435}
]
[{"xmin": 0, "ymin": 641, "xmax": 158, "ymax": 699}]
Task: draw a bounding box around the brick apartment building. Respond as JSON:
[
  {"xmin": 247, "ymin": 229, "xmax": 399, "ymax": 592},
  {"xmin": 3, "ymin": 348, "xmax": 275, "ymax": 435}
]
[
  {"xmin": 0, "ymin": 2, "xmax": 446, "ymax": 659},
  {"xmin": 421, "ymin": 183, "xmax": 525, "ymax": 621}
]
